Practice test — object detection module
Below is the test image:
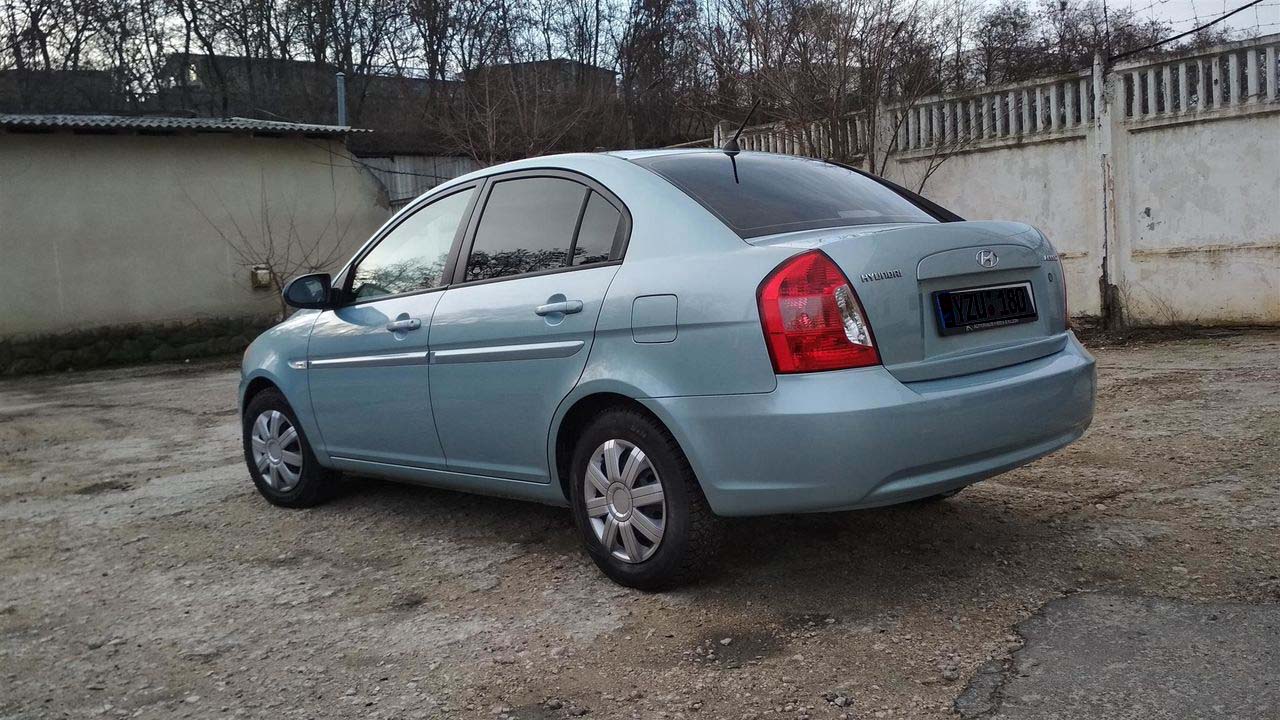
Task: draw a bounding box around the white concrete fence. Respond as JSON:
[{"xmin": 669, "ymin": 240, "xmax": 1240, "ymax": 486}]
[
  {"xmin": 693, "ymin": 33, "xmax": 1280, "ymax": 326},
  {"xmin": 892, "ymin": 69, "xmax": 1097, "ymax": 151}
]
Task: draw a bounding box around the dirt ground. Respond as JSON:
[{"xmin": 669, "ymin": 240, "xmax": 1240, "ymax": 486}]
[{"xmin": 1, "ymin": 329, "xmax": 1277, "ymax": 720}]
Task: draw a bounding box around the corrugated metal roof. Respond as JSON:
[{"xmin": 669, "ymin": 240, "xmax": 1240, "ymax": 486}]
[{"xmin": 0, "ymin": 114, "xmax": 370, "ymax": 136}]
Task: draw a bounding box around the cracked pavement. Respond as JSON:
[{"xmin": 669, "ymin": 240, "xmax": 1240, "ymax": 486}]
[
  {"xmin": 1, "ymin": 329, "xmax": 1278, "ymax": 719},
  {"xmin": 956, "ymin": 594, "xmax": 1278, "ymax": 719}
]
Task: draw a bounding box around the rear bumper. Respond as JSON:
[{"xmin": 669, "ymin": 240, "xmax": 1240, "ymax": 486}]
[{"xmin": 642, "ymin": 333, "xmax": 1096, "ymax": 516}]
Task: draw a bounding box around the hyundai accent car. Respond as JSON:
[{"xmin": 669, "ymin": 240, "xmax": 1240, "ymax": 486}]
[{"xmin": 240, "ymin": 150, "xmax": 1095, "ymax": 589}]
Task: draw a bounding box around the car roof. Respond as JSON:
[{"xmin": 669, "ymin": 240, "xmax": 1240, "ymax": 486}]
[
  {"xmin": 408, "ymin": 148, "xmax": 812, "ymax": 211},
  {"xmin": 607, "ymin": 148, "xmax": 729, "ymax": 161}
]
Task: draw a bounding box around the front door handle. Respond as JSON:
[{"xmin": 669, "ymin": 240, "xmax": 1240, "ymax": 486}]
[
  {"xmin": 385, "ymin": 318, "xmax": 422, "ymax": 332},
  {"xmin": 534, "ymin": 300, "xmax": 584, "ymax": 316}
]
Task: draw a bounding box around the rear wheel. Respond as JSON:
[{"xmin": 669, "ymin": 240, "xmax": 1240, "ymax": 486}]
[
  {"xmin": 242, "ymin": 388, "xmax": 338, "ymax": 508},
  {"xmin": 569, "ymin": 408, "xmax": 720, "ymax": 590}
]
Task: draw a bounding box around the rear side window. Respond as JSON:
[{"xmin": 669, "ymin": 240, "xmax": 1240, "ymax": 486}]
[
  {"xmin": 632, "ymin": 153, "xmax": 937, "ymax": 238},
  {"xmin": 465, "ymin": 177, "xmax": 585, "ymax": 282},
  {"xmin": 572, "ymin": 192, "xmax": 621, "ymax": 266}
]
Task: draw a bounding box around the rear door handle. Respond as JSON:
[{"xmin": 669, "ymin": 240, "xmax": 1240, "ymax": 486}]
[
  {"xmin": 385, "ymin": 318, "xmax": 422, "ymax": 332},
  {"xmin": 534, "ymin": 300, "xmax": 584, "ymax": 316}
]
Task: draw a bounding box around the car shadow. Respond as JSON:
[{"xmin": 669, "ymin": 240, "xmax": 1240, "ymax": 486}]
[
  {"xmin": 708, "ymin": 498, "xmax": 1062, "ymax": 604},
  {"xmin": 325, "ymin": 475, "xmax": 1074, "ymax": 611}
]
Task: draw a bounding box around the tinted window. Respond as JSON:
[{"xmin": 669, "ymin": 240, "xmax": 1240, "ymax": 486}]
[
  {"xmin": 351, "ymin": 188, "xmax": 474, "ymax": 299},
  {"xmin": 466, "ymin": 177, "xmax": 587, "ymax": 282},
  {"xmin": 572, "ymin": 192, "xmax": 620, "ymax": 266},
  {"xmin": 633, "ymin": 153, "xmax": 937, "ymax": 238}
]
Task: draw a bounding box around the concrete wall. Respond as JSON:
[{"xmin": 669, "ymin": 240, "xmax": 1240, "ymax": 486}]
[
  {"xmin": 722, "ymin": 33, "xmax": 1280, "ymax": 326},
  {"xmin": 0, "ymin": 132, "xmax": 390, "ymax": 339},
  {"xmin": 1115, "ymin": 110, "xmax": 1280, "ymax": 323},
  {"xmin": 884, "ymin": 136, "xmax": 1102, "ymax": 317}
]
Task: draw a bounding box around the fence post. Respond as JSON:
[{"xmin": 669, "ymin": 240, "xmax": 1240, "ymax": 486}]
[
  {"xmin": 1094, "ymin": 52, "xmax": 1124, "ymax": 328},
  {"xmin": 714, "ymin": 120, "xmax": 735, "ymax": 149}
]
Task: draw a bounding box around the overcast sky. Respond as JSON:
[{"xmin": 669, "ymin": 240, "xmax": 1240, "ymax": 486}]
[{"xmin": 1095, "ymin": 0, "xmax": 1279, "ymax": 36}]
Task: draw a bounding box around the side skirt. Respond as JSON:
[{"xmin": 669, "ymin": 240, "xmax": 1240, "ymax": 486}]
[{"xmin": 327, "ymin": 456, "xmax": 571, "ymax": 507}]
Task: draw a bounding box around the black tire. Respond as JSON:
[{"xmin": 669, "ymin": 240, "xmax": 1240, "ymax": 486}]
[
  {"xmin": 569, "ymin": 407, "xmax": 721, "ymax": 591},
  {"xmin": 242, "ymin": 388, "xmax": 338, "ymax": 508}
]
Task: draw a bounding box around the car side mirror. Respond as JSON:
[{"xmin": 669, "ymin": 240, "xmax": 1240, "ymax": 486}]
[{"xmin": 282, "ymin": 273, "xmax": 336, "ymax": 310}]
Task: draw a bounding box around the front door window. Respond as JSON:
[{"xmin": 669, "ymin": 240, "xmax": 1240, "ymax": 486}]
[{"xmin": 350, "ymin": 188, "xmax": 474, "ymax": 300}]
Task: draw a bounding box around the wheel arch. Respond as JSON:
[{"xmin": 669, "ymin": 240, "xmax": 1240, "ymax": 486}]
[
  {"xmin": 240, "ymin": 375, "xmax": 281, "ymax": 414},
  {"xmin": 549, "ymin": 385, "xmax": 685, "ymax": 505},
  {"xmin": 239, "ymin": 366, "xmax": 332, "ymax": 466}
]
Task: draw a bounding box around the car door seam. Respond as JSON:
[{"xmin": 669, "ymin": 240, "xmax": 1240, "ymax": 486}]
[
  {"xmin": 300, "ymin": 311, "xmax": 329, "ymax": 454},
  {"xmin": 423, "ymin": 289, "xmax": 450, "ymax": 468},
  {"xmin": 544, "ymin": 262, "xmax": 626, "ymax": 493}
]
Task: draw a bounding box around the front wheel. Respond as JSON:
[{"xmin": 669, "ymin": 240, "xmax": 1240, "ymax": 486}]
[
  {"xmin": 569, "ymin": 408, "xmax": 720, "ymax": 590},
  {"xmin": 242, "ymin": 388, "xmax": 338, "ymax": 508}
]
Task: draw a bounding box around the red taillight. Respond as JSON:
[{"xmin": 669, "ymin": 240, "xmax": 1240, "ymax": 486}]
[{"xmin": 757, "ymin": 250, "xmax": 880, "ymax": 373}]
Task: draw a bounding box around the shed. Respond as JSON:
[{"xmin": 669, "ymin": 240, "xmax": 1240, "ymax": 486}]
[{"xmin": 0, "ymin": 114, "xmax": 391, "ymax": 372}]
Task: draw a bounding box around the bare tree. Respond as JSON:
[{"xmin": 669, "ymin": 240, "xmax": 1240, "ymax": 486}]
[
  {"xmin": 184, "ymin": 173, "xmax": 352, "ymax": 318},
  {"xmin": 0, "ymin": 0, "xmax": 1243, "ymax": 157}
]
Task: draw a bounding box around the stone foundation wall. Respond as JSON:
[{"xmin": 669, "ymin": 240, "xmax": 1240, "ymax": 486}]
[{"xmin": 0, "ymin": 316, "xmax": 276, "ymax": 376}]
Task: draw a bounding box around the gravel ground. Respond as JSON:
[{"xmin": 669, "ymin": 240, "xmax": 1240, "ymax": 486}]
[{"xmin": 1, "ymin": 329, "xmax": 1277, "ymax": 720}]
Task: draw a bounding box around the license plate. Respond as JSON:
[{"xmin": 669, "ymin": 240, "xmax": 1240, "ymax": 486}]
[{"xmin": 933, "ymin": 282, "xmax": 1037, "ymax": 335}]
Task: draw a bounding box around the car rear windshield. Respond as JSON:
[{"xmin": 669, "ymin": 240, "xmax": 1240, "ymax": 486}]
[{"xmin": 632, "ymin": 152, "xmax": 938, "ymax": 238}]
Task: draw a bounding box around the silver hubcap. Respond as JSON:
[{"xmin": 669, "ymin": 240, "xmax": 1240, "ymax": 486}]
[
  {"xmin": 583, "ymin": 439, "xmax": 666, "ymax": 564},
  {"xmin": 250, "ymin": 410, "xmax": 302, "ymax": 492}
]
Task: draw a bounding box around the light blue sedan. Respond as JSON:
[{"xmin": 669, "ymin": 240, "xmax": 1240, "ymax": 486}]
[{"xmin": 240, "ymin": 150, "xmax": 1095, "ymax": 589}]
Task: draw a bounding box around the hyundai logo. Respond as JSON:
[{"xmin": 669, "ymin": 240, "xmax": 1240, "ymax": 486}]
[{"xmin": 976, "ymin": 249, "xmax": 999, "ymax": 268}]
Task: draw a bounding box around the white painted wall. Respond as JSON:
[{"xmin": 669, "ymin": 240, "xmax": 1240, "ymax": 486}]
[{"xmin": 0, "ymin": 132, "xmax": 391, "ymax": 338}]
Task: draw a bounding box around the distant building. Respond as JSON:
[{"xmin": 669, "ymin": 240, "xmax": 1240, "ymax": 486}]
[
  {"xmin": 155, "ymin": 53, "xmax": 335, "ymax": 118},
  {"xmin": 463, "ymin": 59, "xmax": 617, "ymax": 98},
  {"xmin": 156, "ymin": 53, "xmax": 458, "ymax": 111},
  {"xmin": 0, "ymin": 69, "xmax": 122, "ymax": 114},
  {"xmin": 153, "ymin": 53, "xmax": 460, "ymax": 156}
]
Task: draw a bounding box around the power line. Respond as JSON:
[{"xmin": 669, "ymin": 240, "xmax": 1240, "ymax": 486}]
[
  {"xmin": 1108, "ymin": 0, "xmax": 1279, "ymax": 36},
  {"xmin": 1110, "ymin": 0, "xmax": 1270, "ymax": 60},
  {"xmin": 1120, "ymin": 0, "xmax": 1280, "ymax": 30},
  {"xmin": 1123, "ymin": 0, "xmax": 1175, "ymax": 17},
  {"xmin": 1109, "ymin": 0, "xmax": 1180, "ymax": 38}
]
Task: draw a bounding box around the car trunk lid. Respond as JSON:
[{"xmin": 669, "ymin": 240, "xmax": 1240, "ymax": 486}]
[{"xmin": 749, "ymin": 221, "xmax": 1069, "ymax": 382}]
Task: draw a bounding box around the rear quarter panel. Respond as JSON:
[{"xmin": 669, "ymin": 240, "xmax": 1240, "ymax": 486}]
[
  {"xmin": 560, "ymin": 154, "xmax": 791, "ymax": 400},
  {"xmin": 543, "ymin": 154, "xmax": 798, "ymax": 495}
]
